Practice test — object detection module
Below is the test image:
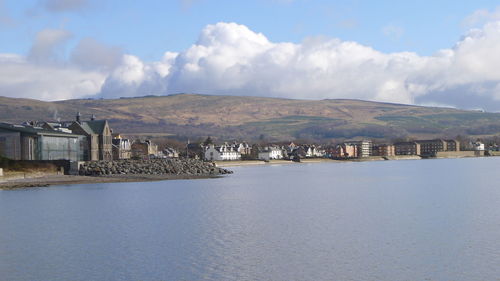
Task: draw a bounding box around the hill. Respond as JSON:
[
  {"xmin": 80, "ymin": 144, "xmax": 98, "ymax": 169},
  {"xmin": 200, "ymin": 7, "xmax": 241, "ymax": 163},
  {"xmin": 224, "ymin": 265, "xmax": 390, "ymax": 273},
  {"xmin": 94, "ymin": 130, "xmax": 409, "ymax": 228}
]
[{"xmin": 1, "ymin": 94, "xmax": 500, "ymax": 142}]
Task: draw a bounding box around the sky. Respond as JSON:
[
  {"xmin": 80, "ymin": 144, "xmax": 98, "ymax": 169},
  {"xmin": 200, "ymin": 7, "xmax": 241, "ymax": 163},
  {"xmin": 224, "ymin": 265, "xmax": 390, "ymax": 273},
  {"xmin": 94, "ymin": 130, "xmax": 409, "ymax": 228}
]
[{"xmin": 2, "ymin": 0, "xmax": 500, "ymax": 111}]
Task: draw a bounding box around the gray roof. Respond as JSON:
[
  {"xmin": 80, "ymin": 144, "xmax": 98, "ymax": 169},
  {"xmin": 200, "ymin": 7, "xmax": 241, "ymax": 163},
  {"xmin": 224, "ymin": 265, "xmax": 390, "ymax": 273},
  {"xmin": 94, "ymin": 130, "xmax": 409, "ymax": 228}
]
[
  {"xmin": 84, "ymin": 120, "xmax": 107, "ymax": 134},
  {"xmin": 0, "ymin": 122, "xmax": 80, "ymax": 138},
  {"xmin": 73, "ymin": 120, "xmax": 107, "ymax": 135}
]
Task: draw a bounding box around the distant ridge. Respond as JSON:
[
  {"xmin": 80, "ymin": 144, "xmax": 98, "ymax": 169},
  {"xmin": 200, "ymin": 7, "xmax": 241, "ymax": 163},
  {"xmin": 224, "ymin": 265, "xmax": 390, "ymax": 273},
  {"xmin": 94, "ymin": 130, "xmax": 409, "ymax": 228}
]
[{"xmin": 1, "ymin": 93, "xmax": 500, "ymax": 141}]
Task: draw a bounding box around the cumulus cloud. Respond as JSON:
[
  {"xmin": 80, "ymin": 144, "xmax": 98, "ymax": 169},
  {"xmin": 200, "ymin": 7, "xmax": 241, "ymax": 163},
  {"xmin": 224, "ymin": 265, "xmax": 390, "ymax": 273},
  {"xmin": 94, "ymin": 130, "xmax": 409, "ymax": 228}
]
[
  {"xmin": 0, "ymin": 54, "xmax": 105, "ymax": 100},
  {"xmin": 99, "ymin": 52, "xmax": 176, "ymax": 98},
  {"xmin": 0, "ymin": 29, "xmax": 108, "ymax": 100},
  {"xmin": 4, "ymin": 21, "xmax": 500, "ymax": 110},
  {"xmin": 101, "ymin": 21, "xmax": 500, "ymax": 110}
]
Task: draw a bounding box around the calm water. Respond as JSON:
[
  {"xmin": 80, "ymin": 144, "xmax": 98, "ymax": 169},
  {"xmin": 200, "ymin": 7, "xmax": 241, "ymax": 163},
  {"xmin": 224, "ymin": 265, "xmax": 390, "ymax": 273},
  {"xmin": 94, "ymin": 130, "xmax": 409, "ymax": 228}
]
[{"xmin": 1, "ymin": 158, "xmax": 500, "ymax": 281}]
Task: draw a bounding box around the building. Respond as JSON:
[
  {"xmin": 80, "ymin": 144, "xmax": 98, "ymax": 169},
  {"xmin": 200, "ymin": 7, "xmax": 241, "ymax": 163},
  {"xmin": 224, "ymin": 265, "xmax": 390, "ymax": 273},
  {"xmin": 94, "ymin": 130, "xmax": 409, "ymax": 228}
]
[
  {"xmin": 304, "ymin": 145, "xmax": 325, "ymax": 158},
  {"xmin": 394, "ymin": 142, "xmax": 421, "ymax": 155},
  {"xmin": 372, "ymin": 144, "xmax": 395, "ymax": 157},
  {"xmin": 473, "ymin": 142, "xmax": 485, "ymax": 151},
  {"xmin": 68, "ymin": 114, "xmax": 113, "ymax": 161},
  {"xmin": 163, "ymin": 147, "xmax": 179, "ymax": 158},
  {"xmin": 112, "ymin": 134, "xmax": 131, "ymax": 160},
  {"xmin": 236, "ymin": 142, "xmax": 252, "ymax": 155},
  {"xmin": 332, "ymin": 141, "xmax": 371, "ymax": 158},
  {"xmin": 445, "ymin": 139, "xmax": 460, "ymax": 152},
  {"xmin": 355, "ymin": 140, "xmax": 372, "ymax": 158},
  {"xmin": 416, "ymin": 139, "xmax": 460, "ymax": 156},
  {"xmin": 204, "ymin": 144, "xmax": 241, "ymax": 161},
  {"xmin": 258, "ymin": 146, "xmax": 283, "ymax": 161},
  {"xmin": 334, "ymin": 143, "xmax": 358, "ymax": 158},
  {"xmin": 0, "ymin": 123, "xmax": 84, "ymax": 161},
  {"xmin": 131, "ymin": 140, "xmax": 159, "ymax": 159}
]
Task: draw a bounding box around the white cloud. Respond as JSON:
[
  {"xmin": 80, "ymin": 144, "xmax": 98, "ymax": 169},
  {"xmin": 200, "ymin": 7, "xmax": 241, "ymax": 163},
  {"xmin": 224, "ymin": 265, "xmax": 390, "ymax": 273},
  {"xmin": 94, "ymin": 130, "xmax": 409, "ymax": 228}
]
[
  {"xmin": 0, "ymin": 54, "xmax": 105, "ymax": 100},
  {"xmin": 99, "ymin": 53, "xmax": 176, "ymax": 98},
  {"xmin": 5, "ymin": 21, "xmax": 500, "ymax": 111},
  {"xmin": 463, "ymin": 7, "xmax": 500, "ymax": 28}
]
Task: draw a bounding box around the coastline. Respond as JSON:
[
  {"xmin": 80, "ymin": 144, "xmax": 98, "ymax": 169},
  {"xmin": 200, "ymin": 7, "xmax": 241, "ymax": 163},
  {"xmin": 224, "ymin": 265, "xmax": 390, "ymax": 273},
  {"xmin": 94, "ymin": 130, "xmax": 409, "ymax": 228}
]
[
  {"xmin": 0, "ymin": 173, "xmax": 223, "ymax": 190},
  {"xmin": 2, "ymin": 154, "xmax": 493, "ymax": 189},
  {"xmin": 215, "ymin": 154, "xmax": 490, "ymax": 168}
]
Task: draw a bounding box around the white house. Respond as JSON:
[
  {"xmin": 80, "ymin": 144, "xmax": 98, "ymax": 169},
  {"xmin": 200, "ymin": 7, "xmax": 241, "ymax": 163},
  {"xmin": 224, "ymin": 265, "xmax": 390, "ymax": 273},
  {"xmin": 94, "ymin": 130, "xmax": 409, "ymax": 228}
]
[
  {"xmin": 204, "ymin": 144, "xmax": 241, "ymax": 161},
  {"xmin": 258, "ymin": 147, "xmax": 283, "ymax": 161},
  {"xmin": 236, "ymin": 142, "xmax": 252, "ymax": 155},
  {"xmin": 163, "ymin": 147, "xmax": 179, "ymax": 158},
  {"xmin": 305, "ymin": 145, "xmax": 325, "ymax": 158},
  {"xmin": 473, "ymin": 142, "xmax": 485, "ymax": 151}
]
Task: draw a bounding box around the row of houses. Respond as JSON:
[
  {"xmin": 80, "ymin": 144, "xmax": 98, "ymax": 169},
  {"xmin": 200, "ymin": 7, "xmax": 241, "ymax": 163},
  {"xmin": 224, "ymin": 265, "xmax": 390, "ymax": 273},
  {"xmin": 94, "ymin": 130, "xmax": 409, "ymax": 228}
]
[
  {"xmin": 200, "ymin": 138, "xmax": 489, "ymax": 161},
  {"xmin": 330, "ymin": 139, "xmax": 480, "ymax": 159},
  {"xmin": 0, "ymin": 113, "xmax": 173, "ymax": 162}
]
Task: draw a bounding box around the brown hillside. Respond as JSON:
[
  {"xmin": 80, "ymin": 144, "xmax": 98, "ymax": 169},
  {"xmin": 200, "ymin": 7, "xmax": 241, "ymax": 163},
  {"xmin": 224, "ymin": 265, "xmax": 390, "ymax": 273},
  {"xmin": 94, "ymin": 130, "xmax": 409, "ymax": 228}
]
[{"xmin": 1, "ymin": 94, "xmax": 500, "ymax": 141}]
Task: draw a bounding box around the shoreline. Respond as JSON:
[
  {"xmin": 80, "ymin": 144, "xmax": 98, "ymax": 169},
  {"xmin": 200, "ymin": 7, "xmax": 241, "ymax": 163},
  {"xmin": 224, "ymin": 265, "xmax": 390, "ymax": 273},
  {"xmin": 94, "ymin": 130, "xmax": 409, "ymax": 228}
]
[
  {"xmin": 2, "ymin": 154, "xmax": 493, "ymax": 189},
  {"xmin": 0, "ymin": 174, "xmax": 223, "ymax": 190},
  {"xmin": 216, "ymin": 154, "xmax": 490, "ymax": 167}
]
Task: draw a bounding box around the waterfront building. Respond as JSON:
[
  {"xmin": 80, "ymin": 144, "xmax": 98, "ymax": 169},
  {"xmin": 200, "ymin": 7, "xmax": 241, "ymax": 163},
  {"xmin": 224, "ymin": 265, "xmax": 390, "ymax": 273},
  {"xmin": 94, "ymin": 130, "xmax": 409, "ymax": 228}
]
[
  {"xmin": 372, "ymin": 144, "xmax": 395, "ymax": 157},
  {"xmin": 394, "ymin": 142, "xmax": 421, "ymax": 156},
  {"xmin": 236, "ymin": 142, "xmax": 252, "ymax": 155},
  {"xmin": 304, "ymin": 145, "xmax": 325, "ymax": 158},
  {"xmin": 204, "ymin": 144, "xmax": 241, "ymax": 161},
  {"xmin": 131, "ymin": 140, "xmax": 159, "ymax": 159},
  {"xmin": 415, "ymin": 139, "xmax": 460, "ymax": 156},
  {"xmin": 0, "ymin": 122, "xmax": 84, "ymax": 161},
  {"xmin": 473, "ymin": 142, "xmax": 485, "ymax": 151},
  {"xmin": 163, "ymin": 147, "xmax": 179, "ymax": 158},
  {"xmin": 335, "ymin": 143, "xmax": 358, "ymax": 158},
  {"xmin": 445, "ymin": 139, "xmax": 460, "ymax": 152},
  {"xmin": 355, "ymin": 140, "xmax": 372, "ymax": 158},
  {"xmin": 68, "ymin": 114, "xmax": 113, "ymax": 161},
  {"xmin": 112, "ymin": 134, "xmax": 131, "ymax": 160},
  {"xmin": 258, "ymin": 146, "xmax": 284, "ymax": 161}
]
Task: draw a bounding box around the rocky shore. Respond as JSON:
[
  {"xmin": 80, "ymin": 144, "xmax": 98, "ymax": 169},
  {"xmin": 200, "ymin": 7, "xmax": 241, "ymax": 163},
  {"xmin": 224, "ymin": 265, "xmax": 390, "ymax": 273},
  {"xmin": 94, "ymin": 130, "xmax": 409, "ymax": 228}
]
[
  {"xmin": 0, "ymin": 159, "xmax": 232, "ymax": 189},
  {"xmin": 79, "ymin": 158, "xmax": 232, "ymax": 176}
]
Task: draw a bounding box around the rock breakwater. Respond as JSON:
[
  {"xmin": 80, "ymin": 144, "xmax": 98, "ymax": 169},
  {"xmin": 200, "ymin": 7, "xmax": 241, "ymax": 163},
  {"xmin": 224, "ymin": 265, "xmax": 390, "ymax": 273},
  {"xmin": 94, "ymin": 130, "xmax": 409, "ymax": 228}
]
[{"xmin": 79, "ymin": 159, "xmax": 233, "ymax": 176}]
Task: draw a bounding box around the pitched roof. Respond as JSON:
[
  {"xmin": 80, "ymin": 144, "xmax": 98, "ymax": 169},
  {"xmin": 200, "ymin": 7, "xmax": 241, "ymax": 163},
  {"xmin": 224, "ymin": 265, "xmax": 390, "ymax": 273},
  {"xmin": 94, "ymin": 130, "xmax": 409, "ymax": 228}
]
[
  {"xmin": 73, "ymin": 120, "xmax": 107, "ymax": 135},
  {"xmin": 83, "ymin": 120, "xmax": 107, "ymax": 134}
]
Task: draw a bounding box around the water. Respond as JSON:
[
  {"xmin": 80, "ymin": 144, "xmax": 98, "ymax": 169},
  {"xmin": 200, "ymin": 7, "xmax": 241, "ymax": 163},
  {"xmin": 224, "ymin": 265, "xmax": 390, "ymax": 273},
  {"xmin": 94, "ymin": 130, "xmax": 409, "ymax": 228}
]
[{"xmin": 1, "ymin": 157, "xmax": 500, "ymax": 281}]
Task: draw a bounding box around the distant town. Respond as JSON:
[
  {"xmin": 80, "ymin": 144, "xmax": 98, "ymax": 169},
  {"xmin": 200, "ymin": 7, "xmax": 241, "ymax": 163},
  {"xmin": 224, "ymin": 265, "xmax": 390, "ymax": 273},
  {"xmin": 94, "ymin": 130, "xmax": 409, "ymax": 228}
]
[{"xmin": 1, "ymin": 113, "xmax": 498, "ymax": 171}]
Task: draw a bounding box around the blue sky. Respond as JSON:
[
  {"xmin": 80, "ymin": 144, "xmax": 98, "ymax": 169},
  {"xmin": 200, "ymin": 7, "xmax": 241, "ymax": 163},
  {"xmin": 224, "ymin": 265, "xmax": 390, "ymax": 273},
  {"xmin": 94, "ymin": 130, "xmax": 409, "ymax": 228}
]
[
  {"xmin": 2, "ymin": 0, "xmax": 500, "ymax": 111},
  {"xmin": 2, "ymin": 0, "xmax": 498, "ymax": 59}
]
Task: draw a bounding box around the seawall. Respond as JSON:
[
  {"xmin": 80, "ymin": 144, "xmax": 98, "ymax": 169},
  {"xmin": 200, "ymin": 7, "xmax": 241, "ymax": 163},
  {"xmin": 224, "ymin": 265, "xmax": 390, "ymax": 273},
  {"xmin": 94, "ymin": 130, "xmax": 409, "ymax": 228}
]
[{"xmin": 79, "ymin": 158, "xmax": 232, "ymax": 176}]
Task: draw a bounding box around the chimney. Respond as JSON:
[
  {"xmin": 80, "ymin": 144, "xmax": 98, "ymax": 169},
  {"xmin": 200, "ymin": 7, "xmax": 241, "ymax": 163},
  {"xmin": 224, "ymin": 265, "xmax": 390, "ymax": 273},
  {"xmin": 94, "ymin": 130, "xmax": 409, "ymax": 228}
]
[
  {"xmin": 76, "ymin": 112, "xmax": 81, "ymax": 124},
  {"xmin": 91, "ymin": 114, "xmax": 96, "ymax": 121}
]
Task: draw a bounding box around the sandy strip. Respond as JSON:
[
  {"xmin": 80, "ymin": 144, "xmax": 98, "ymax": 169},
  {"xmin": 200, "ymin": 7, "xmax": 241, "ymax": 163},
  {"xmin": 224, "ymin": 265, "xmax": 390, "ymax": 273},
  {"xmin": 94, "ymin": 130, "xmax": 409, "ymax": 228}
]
[{"xmin": 0, "ymin": 174, "xmax": 223, "ymax": 190}]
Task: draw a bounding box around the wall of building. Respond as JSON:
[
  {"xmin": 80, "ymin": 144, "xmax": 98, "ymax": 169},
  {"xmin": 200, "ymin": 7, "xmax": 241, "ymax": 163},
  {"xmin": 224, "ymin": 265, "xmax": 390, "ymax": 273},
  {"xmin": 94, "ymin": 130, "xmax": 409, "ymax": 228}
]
[
  {"xmin": 0, "ymin": 132, "xmax": 21, "ymax": 160},
  {"xmin": 38, "ymin": 135, "xmax": 81, "ymax": 161},
  {"xmin": 435, "ymin": 151, "xmax": 484, "ymax": 158},
  {"xmin": 99, "ymin": 124, "xmax": 113, "ymax": 161}
]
